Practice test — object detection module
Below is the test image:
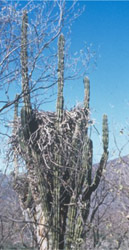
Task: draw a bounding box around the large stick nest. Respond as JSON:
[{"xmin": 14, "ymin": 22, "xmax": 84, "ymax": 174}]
[{"xmin": 11, "ymin": 106, "xmax": 90, "ymax": 208}]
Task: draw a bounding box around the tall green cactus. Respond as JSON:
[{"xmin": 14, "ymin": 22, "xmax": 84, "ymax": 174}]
[
  {"xmin": 14, "ymin": 11, "xmax": 109, "ymax": 249},
  {"xmin": 21, "ymin": 10, "xmax": 31, "ymax": 112},
  {"xmin": 20, "ymin": 10, "xmax": 39, "ymax": 205},
  {"xmin": 52, "ymin": 33, "xmax": 65, "ymax": 250},
  {"xmin": 20, "ymin": 11, "xmax": 53, "ymax": 249},
  {"xmin": 64, "ymin": 77, "xmax": 109, "ymax": 249},
  {"xmin": 103, "ymin": 114, "xmax": 109, "ymax": 153},
  {"xmin": 84, "ymin": 76, "xmax": 90, "ymax": 110},
  {"xmin": 56, "ymin": 33, "xmax": 65, "ymax": 125},
  {"xmin": 14, "ymin": 95, "xmax": 19, "ymax": 121},
  {"xmin": 13, "ymin": 94, "xmax": 19, "ymax": 178},
  {"xmin": 20, "ymin": 10, "xmax": 33, "ymax": 142}
]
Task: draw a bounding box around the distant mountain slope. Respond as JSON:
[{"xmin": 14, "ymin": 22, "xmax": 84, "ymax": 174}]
[
  {"xmin": 85, "ymin": 155, "xmax": 129, "ymax": 249},
  {"xmin": 1, "ymin": 156, "xmax": 129, "ymax": 249},
  {"xmin": 0, "ymin": 174, "xmax": 35, "ymax": 249}
]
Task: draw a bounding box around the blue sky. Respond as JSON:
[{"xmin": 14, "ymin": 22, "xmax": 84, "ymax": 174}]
[
  {"xmin": 1, "ymin": 1, "xmax": 129, "ymax": 171},
  {"xmin": 62, "ymin": 1, "xmax": 129, "ymax": 162},
  {"xmin": 43, "ymin": 1, "xmax": 129, "ymax": 162}
]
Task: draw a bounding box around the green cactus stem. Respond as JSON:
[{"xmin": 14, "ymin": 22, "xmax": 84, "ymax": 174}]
[
  {"xmin": 81, "ymin": 137, "xmax": 93, "ymax": 187},
  {"xmin": 88, "ymin": 114, "xmax": 109, "ymax": 194},
  {"xmin": 65, "ymin": 195, "xmax": 76, "ymax": 249},
  {"xmin": 21, "ymin": 10, "xmax": 31, "ymax": 111},
  {"xmin": 21, "ymin": 10, "xmax": 33, "ymax": 140},
  {"xmin": 13, "ymin": 94, "xmax": 19, "ymax": 178},
  {"xmin": 14, "ymin": 94, "xmax": 19, "ymax": 122},
  {"xmin": 84, "ymin": 76, "xmax": 90, "ymax": 111},
  {"xmin": 14, "ymin": 15, "xmax": 109, "ymax": 248},
  {"xmin": 102, "ymin": 114, "xmax": 109, "ymax": 153},
  {"xmin": 52, "ymin": 33, "xmax": 65, "ymax": 250},
  {"xmin": 56, "ymin": 33, "xmax": 65, "ymax": 124}
]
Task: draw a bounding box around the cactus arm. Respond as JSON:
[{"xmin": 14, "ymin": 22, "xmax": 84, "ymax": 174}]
[
  {"xmin": 14, "ymin": 94, "xmax": 19, "ymax": 121},
  {"xmin": 83, "ymin": 76, "xmax": 90, "ymax": 140},
  {"xmin": 82, "ymin": 137, "xmax": 93, "ymax": 186},
  {"xmin": 64, "ymin": 125, "xmax": 81, "ymax": 249},
  {"xmin": 88, "ymin": 114, "xmax": 109, "ymax": 193},
  {"xmin": 65, "ymin": 195, "xmax": 76, "ymax": 250},
  {"xmin": 52, "ymin": 163, "xmax": 60, "ymax": 249},
  {"xmin": 21, "ymin": 10, "xmax": 33, "ymax": 140},
  {"xmin": 74, "ymin": 213, "xmax": 84, "ymax": 249},
  {"xmin": 89, "ymin": 152, "xmax": 108, "ymax": 194},
  {"xmin": 70, "ymin": 76, "xmax": 89, "ymax": 190},
  {"xmin": 21, "ymin": 10, "xmax": 31, "ymax": 111},
  {"xmin": 65, "ymin": 76, "xmax": 91, "ymax": 249},
  {"xmin": 102, "ymin": 114, "xmax": 109, "ymax": 153},
  {"xmin": 13, "ymin": 94, "xmax": 19, "ymax": 178},
  {"xmin": 86, "ymin": 138, "xmax": 93, "ymax": 185},
  {"xmin": 56, "ymin": 33, "xmax": 65, "ymax": 124},
  {"xmin": 84, "ymin": 76, "xmax": 90, "ymax": 111},
  {"xmin": 77, "ymin": 77, "xmax": 92, "ymax": 191},
  {"xmin": 52, "ymin": 34, "xmax": 65, "ymax": 249},
  {"xmin": 77, "ymin": 77, "xmax": 92, "ymax": 200}
]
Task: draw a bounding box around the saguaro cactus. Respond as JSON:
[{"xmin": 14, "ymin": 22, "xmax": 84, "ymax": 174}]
[
  {"xmin": 20, "ymin": 11, "xmax": 50, "ymax": 250},
  {"xmin": 13, "ymin": 11, "xmax": 109, "ymax": 250}
]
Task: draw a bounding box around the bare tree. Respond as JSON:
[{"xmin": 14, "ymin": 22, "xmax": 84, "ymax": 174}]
[
  {"xmin": 0, "ymin": 0, "xmax": 87, "ymax": 163},
  {"xmin": 0, "ymin": 0, "xmax": 86, "ymax": 115}
]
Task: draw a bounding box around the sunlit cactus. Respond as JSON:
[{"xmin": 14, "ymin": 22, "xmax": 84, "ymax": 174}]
[
  {"xmin": 56, "ymin": 33, "xmax": 65, "ymax": 124},
  {"xmin": 102, "ymin": 114, "xmax": 109, "ymax": 153},
  {"xmin": 14, "ymin": 94, "xmax": 19, "ymax": 122},
  {"xmin": 64, "ymin": 76, "xmax": 109, "ymax": 249},
  {"xmin": 20, "ymin": 9, "xmax": 42, "ymax": 210},
  {"xmin": 13, "ymin": 11, "xmax": 109, "ymax": 250},
  {"xmin": 21, "ymin": 10, "xmax": 32, "ymax": 140},
  {"xmin": 84, "ymin": 76, "xmax": 90, "ymax": 110},
  {"xmin": 51, "ymin": 33, "xmax": 65, "ymax": 250},
  {"xmin": 21, "ymin": 10, "xmax": 31, "ymax": 111},
  {"xmin": 13, "ymin": 94, "xmax": 19, "ymax": 178}
]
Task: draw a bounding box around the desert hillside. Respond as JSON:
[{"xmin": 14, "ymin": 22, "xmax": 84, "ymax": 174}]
[{"xmin": 0, "ymin": 156, "xmax": 129, "ymax": 249}]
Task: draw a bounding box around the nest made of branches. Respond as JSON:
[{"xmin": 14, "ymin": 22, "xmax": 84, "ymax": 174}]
[{"xmin": 11, "ymin": 106, "xmax": 90, "ymax": 207}]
